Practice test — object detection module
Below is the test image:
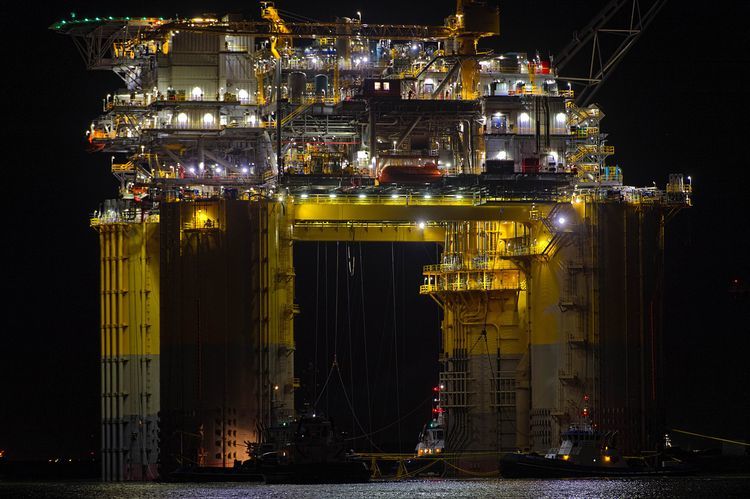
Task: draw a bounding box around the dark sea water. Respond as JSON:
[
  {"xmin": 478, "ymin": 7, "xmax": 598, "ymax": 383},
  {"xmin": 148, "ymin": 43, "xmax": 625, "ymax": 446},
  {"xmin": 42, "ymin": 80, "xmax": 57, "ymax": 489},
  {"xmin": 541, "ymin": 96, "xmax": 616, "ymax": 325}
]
[{"xmin": 1, "ymin": 477, "xmax": 748, "ymax": 499}]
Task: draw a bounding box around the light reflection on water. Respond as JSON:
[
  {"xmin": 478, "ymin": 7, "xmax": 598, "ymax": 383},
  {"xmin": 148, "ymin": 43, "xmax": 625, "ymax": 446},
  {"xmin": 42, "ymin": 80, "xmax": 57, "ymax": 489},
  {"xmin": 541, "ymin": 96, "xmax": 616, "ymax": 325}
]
[{"xmin": 1, "ymin": 477, "xmax": 748, "ymax": 498}]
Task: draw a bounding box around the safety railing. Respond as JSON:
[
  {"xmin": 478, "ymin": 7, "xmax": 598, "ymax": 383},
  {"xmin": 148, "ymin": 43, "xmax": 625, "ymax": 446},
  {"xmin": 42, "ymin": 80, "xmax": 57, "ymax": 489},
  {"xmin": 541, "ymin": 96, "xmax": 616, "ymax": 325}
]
[
  {"xmin": 575, "ymin": 127, "xmax": 599, "ymax": 137},
  {"xmin": 568, "ymin": 144, "xmax": 615, "ymax": 163},
  {"xmin": 423, "ymin": 258, "xmax": 521, "ymax": 274},
  {"xmin": 90, "ymin": 208, "xmax": 159, "ymax": 226},
  {"xmin": 112, "ymin": 162, "xmax": 136, "ymax": 173},
  {"xmin": 182, "ymin": 218, "xmax": 221, "ymax": 230},
  {"xmin": 107, "ymin": 99, "xmax": 150, "ymax": 109},
  {"xmin": 507, "ymin": 86, "xmax": 545, "ymax": 96},
  {"xmin": 420, "ymin": 275, "xmax": 524, "ymax": 294}
]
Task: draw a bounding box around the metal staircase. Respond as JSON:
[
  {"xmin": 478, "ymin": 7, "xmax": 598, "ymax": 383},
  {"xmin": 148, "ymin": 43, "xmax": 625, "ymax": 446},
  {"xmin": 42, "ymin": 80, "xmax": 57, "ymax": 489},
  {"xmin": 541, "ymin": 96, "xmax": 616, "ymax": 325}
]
[{"xmin": 281, "ymin": 101, "xmax": 314, "ymax": 127}]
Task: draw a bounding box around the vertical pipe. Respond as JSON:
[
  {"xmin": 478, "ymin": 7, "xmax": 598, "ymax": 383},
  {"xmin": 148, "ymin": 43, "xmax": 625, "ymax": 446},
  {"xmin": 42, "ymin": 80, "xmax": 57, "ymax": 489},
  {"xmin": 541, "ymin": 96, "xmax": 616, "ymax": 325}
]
[
  {"xmin": 544, "ymin": 95, "xmax": 551, "ymax": 148},
  {"xmin": 276, "ymin": 60, "xmax": 282, "ymax": 179},
  {"xmin": 623, "ymin": 206, "xmax": 629, "ymax": 423},
  {"xmin": 369, "ymin": 102, "xmax": 377, "ymax": 172},
  {"xmin": 257, "ymin": 201, "xmax": 265, "ymax": 431},
  {"xmin": 107, "ymin": 228, "xmax": 115, "ymax": 481},
  {"xmin": 224, "ymin": 217, "xmax": 228, "ymax": 470},
  {"xmin": 140, "ymin": 223, "xmax": 148, "ymax": 477},
  {"xmin": 638, "ymin": 208, "xmax": 646, "ymax": 449},
  {"xmin": 108, "ymin": 228, "xmax": 116, "ymax": 480},
  {"xmin": 586, "ymin": 202, "xmax": 596, "ymax": 419},
  {"xmin": 655, "ymin": 212, "xmax": 666, "ymax": 438},
  {"xmin": 100, "ymin": 228, "xmax": 109, "ymax": 481},
  {"xmin": 592, "ymin": 202, "xmax": 601, "ymax": 422},
  {"xmin": 534, "ymin": 96, "xmax": 540, "ymax": 155},
  {"xmin": 117, "ymin": 227, "xmax": 124, "ymax": 481},
  {"xmin": 265, "ymin": 204, "xmax": 271, "ymax": 426}
]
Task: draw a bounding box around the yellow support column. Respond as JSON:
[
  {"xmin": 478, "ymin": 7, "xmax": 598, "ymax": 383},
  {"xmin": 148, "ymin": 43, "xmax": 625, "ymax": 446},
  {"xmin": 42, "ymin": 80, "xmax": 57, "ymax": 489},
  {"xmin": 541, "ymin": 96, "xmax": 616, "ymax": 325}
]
[{"xmin": 94, "ymin": 217, "xmax": 160, "ymax": 481}]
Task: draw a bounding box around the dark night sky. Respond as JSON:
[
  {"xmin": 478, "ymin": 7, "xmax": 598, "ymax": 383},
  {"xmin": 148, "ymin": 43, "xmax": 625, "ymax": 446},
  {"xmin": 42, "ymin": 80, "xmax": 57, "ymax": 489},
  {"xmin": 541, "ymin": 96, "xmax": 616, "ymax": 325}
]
[{"xmin": 2, "ymin": 1, "xmax": 749, "ymax": 460}]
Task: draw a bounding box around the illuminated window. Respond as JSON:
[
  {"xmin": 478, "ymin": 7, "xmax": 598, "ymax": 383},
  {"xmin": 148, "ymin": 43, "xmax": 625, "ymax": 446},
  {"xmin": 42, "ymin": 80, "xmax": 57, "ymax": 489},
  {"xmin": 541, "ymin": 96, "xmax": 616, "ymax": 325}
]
[
  {"xmin": 383, "ymin": 82, "xmax": 390, "ymax": 91},
  {"xmin": 192, "ymin": 86, "xmax": 203, "ymax": 100},
  {"xmin": 518, "ymin": 112, "xmax": 531, "ymax": 132},
  {"xmin": 491, "ymin": 113, "xmax": 507, "ymax": 132},
  {"xmin": 203, "ymin": 113, "xmax": 215, "ymax": 126},
  {"xmin": 176, "ymin": 112, "xmax": 188, "ymax": 127},
  {"xmin": 374, "ymin": 81, "xmax": 381, "ymax": 90},
  {"xmin": 238, "ymin": 89, "xmax": 249, "ymax": 102}
]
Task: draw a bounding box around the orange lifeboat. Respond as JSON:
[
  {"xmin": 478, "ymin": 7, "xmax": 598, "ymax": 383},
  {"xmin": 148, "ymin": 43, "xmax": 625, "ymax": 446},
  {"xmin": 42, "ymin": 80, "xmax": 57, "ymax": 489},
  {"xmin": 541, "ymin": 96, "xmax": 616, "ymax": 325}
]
[{"xmin": 378, "ymin": 162, "xmax": 442, "ymax": 184}]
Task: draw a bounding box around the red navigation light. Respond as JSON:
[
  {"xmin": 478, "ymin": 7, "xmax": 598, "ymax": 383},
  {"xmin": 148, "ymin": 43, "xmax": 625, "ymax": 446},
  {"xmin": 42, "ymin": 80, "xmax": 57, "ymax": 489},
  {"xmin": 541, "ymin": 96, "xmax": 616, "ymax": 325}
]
[{"xmin": 583, "ymin": 394, "xmax": 590, "ymax": 402}]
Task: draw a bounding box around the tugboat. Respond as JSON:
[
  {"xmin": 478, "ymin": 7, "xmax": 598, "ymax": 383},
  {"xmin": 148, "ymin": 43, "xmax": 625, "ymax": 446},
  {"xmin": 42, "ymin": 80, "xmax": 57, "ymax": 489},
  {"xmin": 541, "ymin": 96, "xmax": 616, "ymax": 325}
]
[
  {"xmin": 415, "ymin": 418, "xmax": 445, "ymax": 459},
  {"xmin": 500, "ymin": 398, "xmax": 693, "ymax": 478},
  {"xmin": 258, "ymin": 414, "xmax": 370, "ymax": 484},
  {"xmin": 406, "ymin": 384, "xmax": 446, "ymax": 476}
]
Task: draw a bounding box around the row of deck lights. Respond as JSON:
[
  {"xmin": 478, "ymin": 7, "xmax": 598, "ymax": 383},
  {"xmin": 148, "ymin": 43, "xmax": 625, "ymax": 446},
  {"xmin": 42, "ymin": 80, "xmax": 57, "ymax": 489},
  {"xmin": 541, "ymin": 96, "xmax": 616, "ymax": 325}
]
[
  {"xmin": 184, "ymin": 163, "xmax": 254, "ymax": 175},
  {"xmin": 294, "ymin": 192, "xmax": 465, "ymax": 200}
]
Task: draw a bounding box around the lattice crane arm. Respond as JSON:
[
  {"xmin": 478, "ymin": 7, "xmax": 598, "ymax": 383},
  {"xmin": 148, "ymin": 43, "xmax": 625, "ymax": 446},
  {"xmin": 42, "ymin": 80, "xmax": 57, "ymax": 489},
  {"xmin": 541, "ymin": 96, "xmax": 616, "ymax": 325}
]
[{"xmin": 554, "ymin": 0, "xmax": 668, "ymax": 106}]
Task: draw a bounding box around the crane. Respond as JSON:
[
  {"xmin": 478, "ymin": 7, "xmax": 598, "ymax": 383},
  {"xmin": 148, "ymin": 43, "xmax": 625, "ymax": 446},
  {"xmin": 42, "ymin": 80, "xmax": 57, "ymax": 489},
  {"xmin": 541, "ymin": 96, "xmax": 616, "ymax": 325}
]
[
  {"xmin": 260, "ymin": 1, "xmax": 292, "ymax": 60},
  {"xmin": 554, "ymin": 0, "xmax": 668, "ymax": 106},
  {"xmin": 444, "ymin": 0, "xmax": 500, "ymax": 100}
]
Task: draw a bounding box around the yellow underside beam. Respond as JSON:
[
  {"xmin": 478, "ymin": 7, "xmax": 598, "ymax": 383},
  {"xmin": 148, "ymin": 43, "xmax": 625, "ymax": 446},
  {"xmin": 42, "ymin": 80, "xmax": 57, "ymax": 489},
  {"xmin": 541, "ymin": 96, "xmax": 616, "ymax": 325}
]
[
  {"xmin": 291, "ymin": 202, "xmax": 551, "ymax": 223},
  {"xmin": 291, "ymin": 223, "xmax": 444, "ymax": 242}
]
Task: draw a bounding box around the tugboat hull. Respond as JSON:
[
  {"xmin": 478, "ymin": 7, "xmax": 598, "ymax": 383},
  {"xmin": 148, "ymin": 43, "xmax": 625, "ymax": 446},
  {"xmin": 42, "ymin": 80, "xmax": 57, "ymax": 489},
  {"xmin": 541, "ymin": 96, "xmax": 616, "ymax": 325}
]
[{"xmin": 499, "ymin": 453, "xmax": 693, "ymax": 478}]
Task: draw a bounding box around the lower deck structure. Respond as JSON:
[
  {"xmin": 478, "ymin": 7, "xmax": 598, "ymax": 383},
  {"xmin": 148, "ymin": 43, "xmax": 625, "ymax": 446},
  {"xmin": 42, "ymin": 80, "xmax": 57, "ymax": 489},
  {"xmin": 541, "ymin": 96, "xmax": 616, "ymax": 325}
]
[{"xmin": 93, "ymin": 177, "xmax": 687, "ymax": 478}]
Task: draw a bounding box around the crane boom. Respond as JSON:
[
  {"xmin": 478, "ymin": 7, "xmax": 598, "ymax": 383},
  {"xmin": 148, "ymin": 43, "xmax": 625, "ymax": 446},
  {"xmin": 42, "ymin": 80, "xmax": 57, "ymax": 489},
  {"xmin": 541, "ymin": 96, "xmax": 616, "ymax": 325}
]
[{"xmin": 554, "ymin": 0, "xmax": 668, "ymax": 106}]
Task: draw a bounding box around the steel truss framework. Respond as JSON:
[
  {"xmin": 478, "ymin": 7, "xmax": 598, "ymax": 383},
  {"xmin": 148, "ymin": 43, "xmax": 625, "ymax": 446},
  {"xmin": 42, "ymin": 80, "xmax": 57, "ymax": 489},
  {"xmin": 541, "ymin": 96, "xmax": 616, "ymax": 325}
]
[{"xmin": 554, "ymin": 0, "xmax": 667, "ymax": 106}]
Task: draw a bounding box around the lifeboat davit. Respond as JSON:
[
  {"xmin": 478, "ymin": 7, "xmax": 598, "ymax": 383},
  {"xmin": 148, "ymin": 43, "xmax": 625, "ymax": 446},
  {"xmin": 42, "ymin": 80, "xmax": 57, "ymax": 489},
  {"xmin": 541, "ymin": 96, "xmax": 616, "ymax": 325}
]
[{"xmin": 378, "ymin": 162, "xmax": 442, "ymax": 184}]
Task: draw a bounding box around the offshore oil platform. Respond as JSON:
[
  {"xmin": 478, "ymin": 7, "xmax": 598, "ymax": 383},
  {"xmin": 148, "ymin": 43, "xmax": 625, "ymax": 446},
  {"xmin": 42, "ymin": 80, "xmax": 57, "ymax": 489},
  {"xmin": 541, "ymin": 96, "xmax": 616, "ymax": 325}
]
[{"xmin": 52, "ymin": 0, "xmax": 690, "ymax": 480}]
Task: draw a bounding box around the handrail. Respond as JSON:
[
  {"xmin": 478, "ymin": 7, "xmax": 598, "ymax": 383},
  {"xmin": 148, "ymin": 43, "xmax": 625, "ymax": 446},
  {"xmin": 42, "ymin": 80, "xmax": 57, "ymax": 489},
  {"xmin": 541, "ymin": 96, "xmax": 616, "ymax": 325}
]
[
  {"xmin": 281, "ymin": 101, "xmax": 314, "ymax": 126},
  {"xmin": 423, "ymin": 260, "xmax": 521, "ymax": 273}
]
